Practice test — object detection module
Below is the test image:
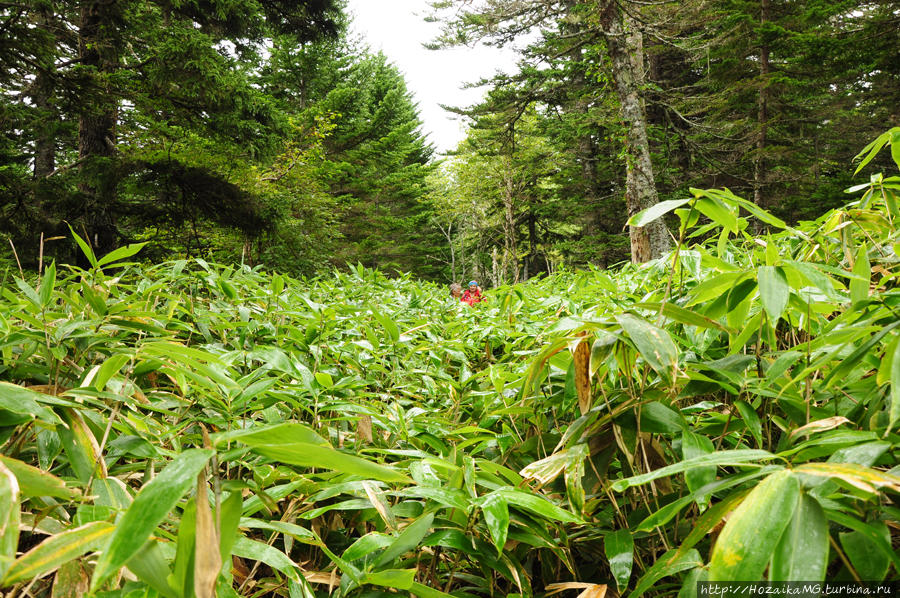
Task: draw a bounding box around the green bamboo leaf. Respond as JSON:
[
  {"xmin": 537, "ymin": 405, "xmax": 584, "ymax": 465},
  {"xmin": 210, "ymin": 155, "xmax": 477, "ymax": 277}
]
[
  {"xmin": 232, "ymin": 536, "xmax": 299, "ymax": 582},
  {"xmin": 890, "ymin": 337, "xmax": 900, "ymax": 433},
  {"xmin": 709, "ymin": 469, "xmax": 800, "ymax": 582},
  {"xmin": 0, "ymin": 456, "xmax": 78, "ymax": 499},
  {"xmin": 734, "ymin": 400, "xmax": 762, "ymax": 448},
  {"xmin": 564, "ymin": 443, "xmax": 588, "ymax": 514},
  {"xmin": 611, "ymin": 450, "xmax": 777, "ymax": 492},
  {"xmin": 616, "ymin": 314, "xmax": 678, "ymax": 376},
  {"xmin": 0, "ymin": 382, "xmax": 62, "ymax": 424},
  {"xmin": 363, "ymin": 568, "xmax": 415, "ymax": 590},
  {"xmin": 85, "ymin": 353, "xmax": 132, "ymax": 392},
  {"xmin": 220, "ymin": 423, "xmax": 409, "ymax": 483},
  {"xmin": 68, "ymin": 226, "xmax": 99, "ymax": 269},
  {"xmin": 496, "ymin": 487, "xmax": 582, "ymax": 523},
  {"xmin": 90, "ymin": 449, "xmax": 214, "ymax": 591},
  {"xmin": 2, "ymin": 522, "xmax": 114, "ymax": 586},
  {"xmin": 840, "ymin": 527, "xmax": 890, "ymax": 581},
  {"xmin": 758, "ymin": 265, "xmax": 789, "ymax": 322},
  {"xmin": 770, "ymin": 493, "xmax": 828, "ymax": 582},
  {"xmin": 627, "ymin": 198, "xmax": 691, "ymax": 227},
  {"xmin": 826, "ymin": 511, "xmax": 900, "ymax": 572},
  {"xmin": 96, "ymin": 242, "xmax": 148, "ymax": 267},
  {"xmin": 677, "ymin": 568, "xmax": 708, "ymax": 598},
  {"xmin": 681, "ymin": 430, "xmax": 714, "ymax": 496},
  {"xmin": 604, "ymin": 529, "xmax": 633, "ymax": 592},
  {"xmin": 239, "ymin": 518, "xmax": 319, "ymax": 545},
  {"xmin": 342, "ymin": 533, "xmax": 393, "ymax": 562},
  {"xmin": 695, "ymin": 197, "xmax": 738, "ymax": 233},
  {"xmin": 637, "ymin": 302, "xmax": 730, "ymax": 332},
  {"xmin": 640, "ymin": 401, "xmax": 687, "ymax": 434},
  {"xmin": 125, "ymin": 540, "xmax": 177, "ymax": 598},
  {"xmin": 479, "ymin": 493, "xmax": 509, "ymax": 556},
  {"xmin": 853, "ymin": 130, "xmax": 892, "ymax": 174},
  {"xmin": 38, "ymin": 261, "xmax": 56, "ymax": 307},
  {"xmin": 0, "ymin": 462, "xmax": 20, "ymax": 582},
  {"xmin": 850, "ymin": 243, "xmax": 870, "ymax": 304},
  {"xmin": 631, "ymin": 548, "xmax": 702, "ymax": 598},
  {"xmin": 411, "ymin": 581, "xmax": 457, "ymax": 598},
  {"xmin": 375, "ymin": 512, "xmax": 434, "ymax": 568}
]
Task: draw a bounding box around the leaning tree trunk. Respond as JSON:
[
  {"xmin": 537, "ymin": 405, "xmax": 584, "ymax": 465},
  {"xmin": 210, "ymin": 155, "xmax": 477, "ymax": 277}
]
[
  {"xmin": 78, "ymin": 0, "xmax": 121, "ymax": 257},
  {"xmin": 600, "ymin": 3, "xmax": 671, "ymax": 263}
]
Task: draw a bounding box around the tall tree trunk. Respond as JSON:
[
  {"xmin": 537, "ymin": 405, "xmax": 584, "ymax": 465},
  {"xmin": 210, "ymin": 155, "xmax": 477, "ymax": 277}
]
[
  {"xmin": 753, "ymin": 0, "xmax": 771, "ymax": 223},
  {"xmin": 78, "ymin": 0, "xmax": 121, "ymax": 256},
  {"xmin": 501, "ymin": 157, "xmax": 519, "ymax": 284},
  {"xmin": 600, "ymin": 3, "xmax": 671, "ymax": 263},
  {"xmin": 32, "ymin": 72, "xmax": 56, "ymax": 180},
  {"xmin": 527, "ymin": 208, "xmax": 542, "ymax": 279}
]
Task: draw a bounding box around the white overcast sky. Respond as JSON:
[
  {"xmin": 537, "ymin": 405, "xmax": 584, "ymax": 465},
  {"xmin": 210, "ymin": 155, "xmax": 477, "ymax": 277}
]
[{"xmin": 345, "ymin": 0, "xmax": 520, "ymax": 154}]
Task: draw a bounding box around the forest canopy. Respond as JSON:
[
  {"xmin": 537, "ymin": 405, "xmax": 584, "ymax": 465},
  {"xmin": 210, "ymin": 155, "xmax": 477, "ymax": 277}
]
[{"xmin": 1, "ymin": 0, "xmax": 898, "ymax": 279}]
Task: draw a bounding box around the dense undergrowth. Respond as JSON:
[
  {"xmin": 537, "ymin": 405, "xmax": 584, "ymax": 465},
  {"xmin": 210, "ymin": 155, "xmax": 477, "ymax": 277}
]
[{"xmin": 1, "ymin": 130, "xmax": 900, "ymax": 598}]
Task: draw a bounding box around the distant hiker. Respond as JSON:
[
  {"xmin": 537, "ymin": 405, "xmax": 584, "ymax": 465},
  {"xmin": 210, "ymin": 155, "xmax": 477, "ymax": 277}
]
[
  {"xmin": 449, "ymin": 282, "xmax": 462, "ymax": 300},
  {"xmin": 461, "ymin": 281, "xmax": 483, "ymax": 305}
]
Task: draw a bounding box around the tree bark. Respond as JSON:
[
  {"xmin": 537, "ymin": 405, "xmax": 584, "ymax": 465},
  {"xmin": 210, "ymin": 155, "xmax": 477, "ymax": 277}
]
[
  {"xmin": 753, "ymin": 0, "xmax": 771, "ymax": 222},
  {"xmin": 78, "ymin": 0, "xmax": 121, "ymax": 256},
  {"xmin": 501, "ymin": 157, "xmax": 519, "ymax": 284},
  {"xmin": 32, "ymin": 71, "xmax": 56, "ymax": 180},
  {"xmin": 600, "ymin": 3, "xmax": 671, "ymax": 263}
]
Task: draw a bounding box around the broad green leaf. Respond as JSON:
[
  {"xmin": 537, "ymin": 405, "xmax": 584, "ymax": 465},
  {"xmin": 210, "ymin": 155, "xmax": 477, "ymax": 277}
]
[
  {"xmin": 890, "ymin": 337, "xmax": 900, "ymax": 433},
  {"xmin": 411, "ymin": 581, "xmax": 457, "ymax": 598},
  {"xmin": 97, "ymin": 242, "xmax": 148, "ymax": 267},
  {"xmin": 38, "ymin": 261, "xmax": 56, "ymax": 306},
  {"xmin": 0, "ymin": 462, "xmax": 20, "ymax": 582},
  {"xmin": 564, "ymin": 443, "xmax": 589, "ymax": 514},
  {"xmin": 84, "ymin": 353, "xmax": 133, "ymax": 392},
  {"xmin": 126, "ymin": 540, "xmax": 177, "ymax": 598},
  {"xmin": 0, "ymin": 382, "xmax": 62, "ymax": 424},
  {"xmin": 631, "ymin": 548, "xmax": 702, "ymax": 598},
  {"xmin": 616, "ymin": 314, "xmax": 678, "ymax": 376},
  {"xmin": 695, "ymin": 197, "xmax": 737, "ymax": 233},
  {"xmin": 375, "ymin": 511, "xmax": 434, "ymax": 568},
  {"xmin": 640, "ymin": 401, "xmax": 687, "ymax": 434},
  {"xmin": 232, "ymin": 536, "xmax": 299, "ymax": 582},
  {"xmin": 770, "ymin": 493, "xmax": 828, "ymax": 581},
  {"xmin": 604, "ymin": 529, "xmax": 633, "ymax": 592},
  {"xmin": 757, "ymin": 265, "xmax": 789, "ymax": 322},
  {"xmin": 611, "ymin": 450, "xmax": 777, "ymax": 491},
  {"xmin": 638, "ymin": 468, "xmax": 777, "ymax": 533},
  {"xmin": 220, "ymin": 423, "xmax": 409, "ymax": 483},
  {"xmin": 0, "ymin": 456, "xmax": 79, "ymax": 499},
  {"xmin": 90, "ymin": 449, "xmax": 214, "ymax": 591},
  {"xmin": 479, "ymin": 493, "xmax": 509, "ymax": 556},
  {"xmin": 850, "ymin": 242, "xmax": 870, "ymax": 304},
  {"xmin": 677, "ymin": 568, "xmax": 708, "ymax": 598},
  {"xmin": 342, "ymin": 533, "xmax": 393, "ymax": 562},
  {"xmin": 2, "ymin": 522, "xmax": 114, "ymax": 586},
  {"xmin": 709, "ymin": 470, "xmax": 800, "ymax": 582},
  {"xmin": 853, "ymin": 129, "xmax": 892, "ymax": 174},
  {"xmin": 68, "ymin": 226, "xmax": 99, "ymax": 269},
  {"xmin": 840, "ymin": 527, "xmax": 890, "ymax": 581},
  {"xmin": 793, "ymin": 462, "xmax": 900, "ymax": 492},
  {"xmin": 637, "ymin": 302, "xmax": 729, "ymax": 332},
  {"xmin": 826, "ymin": 511, "xmax": 900, "ymax": 572},
  {"xmin": 496, "ymin": 487, "xmax": 582, "ymax": 523},
  {"xmin": 681, "ymin": 430, "xmax": 714, "ymax": 496},
  {"xmin": 627, "ymin": 198, "xmax": 691, "ymax": 227},
  {"xmin": 734, "ymin": 400, "xmax": 762, "ymax": 448},
  {"xmin": 363, "ymin": 568, "xmax": 415, "ymax": 590}
]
